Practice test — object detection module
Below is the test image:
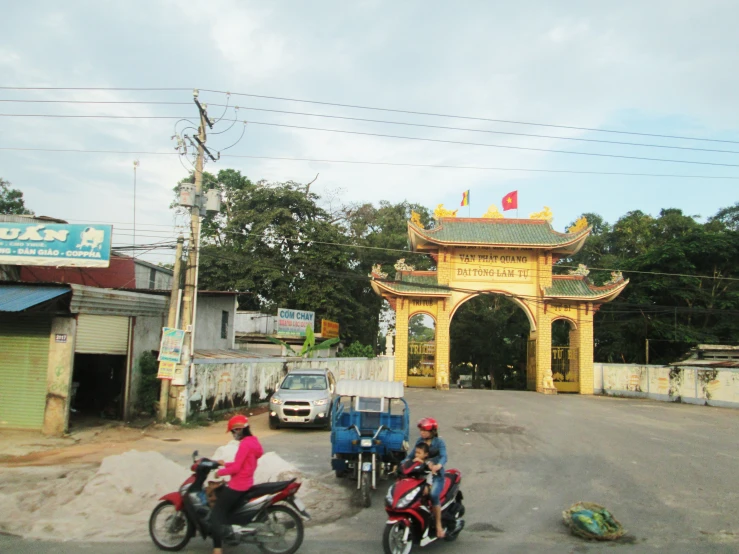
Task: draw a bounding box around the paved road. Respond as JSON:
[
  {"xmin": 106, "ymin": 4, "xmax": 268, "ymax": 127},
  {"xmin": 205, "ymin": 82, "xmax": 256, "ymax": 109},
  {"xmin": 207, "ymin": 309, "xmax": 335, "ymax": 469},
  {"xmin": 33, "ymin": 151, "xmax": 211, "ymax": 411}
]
[{"xmin": 3, "ymin": 390, "xmax": 739, "ymax": 553}]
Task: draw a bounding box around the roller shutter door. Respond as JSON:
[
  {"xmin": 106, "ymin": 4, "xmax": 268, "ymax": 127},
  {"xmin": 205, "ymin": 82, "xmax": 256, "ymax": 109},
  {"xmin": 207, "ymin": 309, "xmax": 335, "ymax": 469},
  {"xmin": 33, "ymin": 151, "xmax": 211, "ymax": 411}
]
[
  {"xmin": 0, "ymin": 317, "xmax": 51, "ymax": 429},
  {"xmin": 75, "ymin": 315, "xmax": 130, "ymax": 354}
]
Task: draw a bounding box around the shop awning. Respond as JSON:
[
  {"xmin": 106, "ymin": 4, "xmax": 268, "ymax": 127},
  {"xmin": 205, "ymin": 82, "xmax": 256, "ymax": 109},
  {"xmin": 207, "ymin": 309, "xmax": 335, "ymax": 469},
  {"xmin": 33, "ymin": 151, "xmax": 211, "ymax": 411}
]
[{"xmin": 0, "ymin": 285, "xmax": 70, "ymax": 312}]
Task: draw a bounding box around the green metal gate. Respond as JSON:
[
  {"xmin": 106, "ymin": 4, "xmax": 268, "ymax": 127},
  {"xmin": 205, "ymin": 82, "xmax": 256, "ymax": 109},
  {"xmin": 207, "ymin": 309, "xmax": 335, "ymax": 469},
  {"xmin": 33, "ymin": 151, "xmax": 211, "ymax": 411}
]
[{"xmin": 0, "ymin": 316, "xmax": 51, "ymax": 429}]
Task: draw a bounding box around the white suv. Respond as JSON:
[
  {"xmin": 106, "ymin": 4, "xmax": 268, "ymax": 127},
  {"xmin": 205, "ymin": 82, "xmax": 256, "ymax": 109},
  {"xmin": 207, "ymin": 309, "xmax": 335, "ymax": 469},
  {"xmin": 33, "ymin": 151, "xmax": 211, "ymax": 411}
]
[{"xmin": 269, "ymin": 369, "xmax": 337, "ymax": 429}]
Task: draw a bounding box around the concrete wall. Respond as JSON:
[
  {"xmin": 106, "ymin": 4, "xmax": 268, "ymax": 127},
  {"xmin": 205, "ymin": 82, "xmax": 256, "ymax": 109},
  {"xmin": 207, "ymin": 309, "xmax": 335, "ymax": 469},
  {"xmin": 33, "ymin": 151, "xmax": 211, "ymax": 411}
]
[
  {"xmin": 194, "ymin": 296, "xmax": 237, "ymax": 350},
  {"xmin": 189, "ymin": 356, "xmax": 394, "ymax": 415},
  {"xmin": 42, "ymin": 317, "xmax": 77, "ymax": 436},
  {"xmin": 595, "ymin": 363, "xmax": 739, "ymax": 409},
  {"xmin": 134, "ymin": 263, "xmax": 173, "ymax": 290},
  {"xmin": 235, "ymin": 312, "xmax": 277, "ymax": 334},
  {"xmin": 128, "ymin": 314, "xmax": 166, "ymax": 413}
]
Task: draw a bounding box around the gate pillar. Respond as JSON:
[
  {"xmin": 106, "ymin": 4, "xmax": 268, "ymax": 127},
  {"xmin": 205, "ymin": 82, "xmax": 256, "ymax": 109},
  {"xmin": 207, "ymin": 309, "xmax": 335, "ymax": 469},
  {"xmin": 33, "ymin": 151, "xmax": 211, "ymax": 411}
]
[
  {"xmin": 435, "ymin": 299, "xmax": 450, "ymax": 390},
  {"xmin": 394, "ymin": 298, "xmax": 410, "ymax": 383},
  {"xmin": 575, "ymin": 303, "xmax": 595, "ymax": 394}
]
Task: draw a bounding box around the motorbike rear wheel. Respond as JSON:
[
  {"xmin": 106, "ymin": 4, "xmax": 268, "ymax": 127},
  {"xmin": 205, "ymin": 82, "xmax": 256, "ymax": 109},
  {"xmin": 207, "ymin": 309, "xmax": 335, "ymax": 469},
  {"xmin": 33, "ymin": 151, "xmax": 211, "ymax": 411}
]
[
  {"xmin": 149, "ymin": 500, "xmax": 193, "ymax": 552},
  {"xmin": 256, "ymin": 505, "xmax": 304, "ymax": 554},
  {"xmin": 382, "ymin": 521, "xmax": 413, "ymax": 554}
]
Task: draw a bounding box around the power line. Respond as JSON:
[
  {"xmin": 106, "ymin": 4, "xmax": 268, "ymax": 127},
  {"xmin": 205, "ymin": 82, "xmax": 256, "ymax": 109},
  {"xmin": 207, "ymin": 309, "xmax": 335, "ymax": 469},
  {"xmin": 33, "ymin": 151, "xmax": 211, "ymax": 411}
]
[
  {"xmin": 3, "ymin": 146, "xmax": 739, "ymax": 179},
  {"xmin": 224, "ymin": 155, "xmax": 739, "ymax": 180},
  {"xmin": 4, "ymin": 85, "xmax": 737, "ymax": 145},
  {"xmin": 198, "ymin": 88, "xmax": 739, "ymax": 146},
  {"xmin": 0, "ymin": 86, "xmax": 191, "ymax": 92},
  {"xmin": 3, "ymin": 99, "xmax": 739, "ymax": 155},
  {"xmin": 557, "ymin": 264, "xmax": 739, "ymax": 282},
  {"xmin": 240, "ymin": 120, "xmax": 739, "ymax": 168},
  {"xmin": 3, "ymin": 113, "xmax": 739, "ymax": 167}
]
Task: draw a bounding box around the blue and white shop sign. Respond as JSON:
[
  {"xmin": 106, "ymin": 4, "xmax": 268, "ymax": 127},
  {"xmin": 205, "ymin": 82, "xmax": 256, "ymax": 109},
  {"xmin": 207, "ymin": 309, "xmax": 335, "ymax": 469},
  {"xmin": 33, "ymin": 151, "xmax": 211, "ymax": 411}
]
[{"xmin": 0, "ymin": 223, "xmax": 113, "ymax": 268}]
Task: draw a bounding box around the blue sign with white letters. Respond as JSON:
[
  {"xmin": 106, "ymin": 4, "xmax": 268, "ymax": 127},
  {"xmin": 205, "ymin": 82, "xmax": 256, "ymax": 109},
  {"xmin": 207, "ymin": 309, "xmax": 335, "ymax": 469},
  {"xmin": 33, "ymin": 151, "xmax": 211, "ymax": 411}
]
[{"xmin": 0, "ymin": 223, "xmax": 113, "ymax": 267}]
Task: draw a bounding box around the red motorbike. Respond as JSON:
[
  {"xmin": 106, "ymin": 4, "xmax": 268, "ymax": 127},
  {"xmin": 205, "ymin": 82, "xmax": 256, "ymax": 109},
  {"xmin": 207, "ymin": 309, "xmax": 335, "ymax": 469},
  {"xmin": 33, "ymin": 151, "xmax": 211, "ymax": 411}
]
[
  {"xmin": 149, "ymin": 450, "xmax": 310, "ymax": 554},
  {"xmin": 382, "ymin": 461, "xmax": 466, "ymax": 554}
]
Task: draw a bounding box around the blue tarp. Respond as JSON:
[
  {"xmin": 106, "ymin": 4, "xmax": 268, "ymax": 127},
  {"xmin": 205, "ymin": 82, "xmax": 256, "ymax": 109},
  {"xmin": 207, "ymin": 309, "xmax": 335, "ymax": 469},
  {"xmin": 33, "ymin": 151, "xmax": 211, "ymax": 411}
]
[{"xmin": 0, "ymin": 286, "xmax": 70, "ymax": 312}]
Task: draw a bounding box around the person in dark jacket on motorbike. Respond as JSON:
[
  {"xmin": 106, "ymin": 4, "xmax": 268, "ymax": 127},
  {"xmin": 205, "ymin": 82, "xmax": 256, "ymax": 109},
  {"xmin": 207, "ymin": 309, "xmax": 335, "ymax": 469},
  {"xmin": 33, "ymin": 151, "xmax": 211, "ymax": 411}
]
[
  {"xmin": 405, "ymin": 417, "xmax": 448, "ymax": 538},
  {"xmin": 212, "ymin": 415, "xmax": 264, "ymax": 554}
]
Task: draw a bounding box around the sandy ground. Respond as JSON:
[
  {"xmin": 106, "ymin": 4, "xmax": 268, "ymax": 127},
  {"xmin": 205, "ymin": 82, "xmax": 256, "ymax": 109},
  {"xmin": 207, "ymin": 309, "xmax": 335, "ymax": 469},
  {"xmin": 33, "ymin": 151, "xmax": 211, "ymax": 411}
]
[{"xmin": 0, "ymin": 411, "xmax": 353, "ymax": 541}]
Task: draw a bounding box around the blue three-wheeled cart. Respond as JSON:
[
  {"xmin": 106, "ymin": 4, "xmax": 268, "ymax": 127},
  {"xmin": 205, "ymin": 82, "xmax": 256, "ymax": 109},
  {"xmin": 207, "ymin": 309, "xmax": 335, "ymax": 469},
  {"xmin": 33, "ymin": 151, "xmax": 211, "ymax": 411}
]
[{"xmin": 330, "ymin": 380, "xmax": 409, "ymax": 507}]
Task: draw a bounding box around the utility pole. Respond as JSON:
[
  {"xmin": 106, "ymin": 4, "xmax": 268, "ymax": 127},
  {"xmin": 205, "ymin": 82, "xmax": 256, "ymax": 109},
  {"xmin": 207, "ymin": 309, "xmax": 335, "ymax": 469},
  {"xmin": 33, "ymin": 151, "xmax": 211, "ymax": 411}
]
[
  {"xmin": 172, "ymin": 92, "xmax": 214, "ymax": 421},
  {"xmin": 158, "ymin": 235, "xmax": 185, "ymax": 422}
]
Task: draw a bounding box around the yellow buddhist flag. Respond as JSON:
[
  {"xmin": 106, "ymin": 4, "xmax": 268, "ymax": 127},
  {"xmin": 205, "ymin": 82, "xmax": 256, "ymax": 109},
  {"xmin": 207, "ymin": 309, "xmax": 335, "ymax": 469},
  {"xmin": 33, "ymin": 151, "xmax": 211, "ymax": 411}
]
[{"xmin": 461, "ymin": 190, "xmax": 470, "ymax": 207}]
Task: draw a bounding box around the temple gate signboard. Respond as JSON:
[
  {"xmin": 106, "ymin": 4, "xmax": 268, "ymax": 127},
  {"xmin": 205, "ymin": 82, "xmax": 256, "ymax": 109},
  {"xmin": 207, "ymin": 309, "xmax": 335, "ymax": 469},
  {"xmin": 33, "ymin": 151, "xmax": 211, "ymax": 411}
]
[{"xmin": 370, "ymin": 209, "xmax": 627, "ymax": 394}]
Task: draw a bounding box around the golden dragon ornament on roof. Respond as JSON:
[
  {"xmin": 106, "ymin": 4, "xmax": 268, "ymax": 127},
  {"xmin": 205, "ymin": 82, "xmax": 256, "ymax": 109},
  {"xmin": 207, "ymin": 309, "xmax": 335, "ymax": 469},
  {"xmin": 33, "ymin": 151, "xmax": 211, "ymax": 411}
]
[
  {"xmin": 567, "ymin": 216, "xmax": 588, "ymax": 234},
  {"xmin": 433, "ymin": 204, "xmax": 458, "ymax": 219},
  {"xmin": 529, "ymin": 206, "xmax": 553, "ymax": 223}
]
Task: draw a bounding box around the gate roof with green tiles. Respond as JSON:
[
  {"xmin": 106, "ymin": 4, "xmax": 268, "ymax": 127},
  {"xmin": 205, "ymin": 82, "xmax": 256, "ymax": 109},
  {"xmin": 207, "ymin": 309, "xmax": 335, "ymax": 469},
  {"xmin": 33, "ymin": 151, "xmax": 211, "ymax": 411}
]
[{"xmin": 409, "ymin": 217, "xmax": 591, "ymax": 254}]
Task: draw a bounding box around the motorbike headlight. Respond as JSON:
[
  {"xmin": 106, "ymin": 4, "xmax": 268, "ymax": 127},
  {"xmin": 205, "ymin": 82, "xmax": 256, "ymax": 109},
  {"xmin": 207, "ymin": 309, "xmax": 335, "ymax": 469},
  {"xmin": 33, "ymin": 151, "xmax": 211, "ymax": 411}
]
[
  {"xmin": 360, "ymin": 438, "xmax": 372, "ymax": 448},
  {"xmin": 270, "ymin": 397, "xmax": 284, "ymax": 405},
  {"xmin": 313, "ymin": 398, "xmax": 328, "ymax": 406},
  {"xmin": 385, "ymin": 486, "xmax": 395, "ymax": 506},
  {"xmin": 396, "ymin": 486, "xmax": 421, "ymax": 509}
]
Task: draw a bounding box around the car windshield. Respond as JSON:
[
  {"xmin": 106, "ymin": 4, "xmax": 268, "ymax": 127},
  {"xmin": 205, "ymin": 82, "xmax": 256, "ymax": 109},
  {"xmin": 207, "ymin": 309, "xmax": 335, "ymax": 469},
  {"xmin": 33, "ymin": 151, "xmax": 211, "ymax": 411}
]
[{"xmin": 280, "ymin": 374, "xmax": 327, "ymax": 391}]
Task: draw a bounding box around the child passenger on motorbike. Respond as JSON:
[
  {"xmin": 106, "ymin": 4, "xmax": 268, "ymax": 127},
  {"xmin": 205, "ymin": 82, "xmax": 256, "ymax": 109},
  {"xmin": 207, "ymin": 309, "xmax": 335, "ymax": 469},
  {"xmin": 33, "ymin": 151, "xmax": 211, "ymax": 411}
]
[
  {"xmin": 400, "ymin": 442, "xmax": 434, "ymax": 495},
  {"xmin": 212, "ymin": 415, "xmax": 264, "ymax": 554},
  {"xmin": 405, "ymin": 417, "xmax": 448, "ymax": 539}
]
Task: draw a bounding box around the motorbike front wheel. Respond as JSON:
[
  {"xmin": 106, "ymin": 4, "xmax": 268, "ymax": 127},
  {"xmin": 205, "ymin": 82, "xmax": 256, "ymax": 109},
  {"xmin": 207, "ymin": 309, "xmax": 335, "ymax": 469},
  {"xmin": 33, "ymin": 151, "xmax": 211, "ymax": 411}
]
[
  {"xmin": 256, "ymin": 505, "xmax": 304, "ymax": 554},
  {"xmin": 383, "ymin": 521, "xmax": 413, "ymax": 554},
  {"xmin": 149, "ymin": 500, "xmax": 193, "ymax": 551}
]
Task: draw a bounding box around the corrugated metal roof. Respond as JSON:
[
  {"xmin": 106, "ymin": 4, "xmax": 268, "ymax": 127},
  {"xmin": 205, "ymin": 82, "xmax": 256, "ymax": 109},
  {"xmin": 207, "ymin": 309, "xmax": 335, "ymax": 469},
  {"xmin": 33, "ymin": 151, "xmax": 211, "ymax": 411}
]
[
  {"xmin": 69, "ymin": 284, "xmax": 167, "ymax": 317},
  {"xmin": 0, "ymin": 285, "xmax": 70, "ymax": 312},
  {"xmin": 336, "ymin": 379, "xmax": 404, "ymax": 398}
]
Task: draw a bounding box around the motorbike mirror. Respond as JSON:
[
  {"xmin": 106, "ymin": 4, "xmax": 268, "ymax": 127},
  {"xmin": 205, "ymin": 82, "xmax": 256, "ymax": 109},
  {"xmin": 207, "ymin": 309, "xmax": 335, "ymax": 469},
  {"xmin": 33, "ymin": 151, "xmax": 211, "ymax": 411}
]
[{"xmin": 192, "ymin": 450, "xmax": 198, "ymax": 461}]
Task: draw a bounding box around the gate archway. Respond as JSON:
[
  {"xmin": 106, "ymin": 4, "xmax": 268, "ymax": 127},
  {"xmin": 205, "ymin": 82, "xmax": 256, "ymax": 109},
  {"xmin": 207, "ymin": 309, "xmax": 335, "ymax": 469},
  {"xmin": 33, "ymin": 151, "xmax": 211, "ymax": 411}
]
[
  {"xmin": 450, "ymin": 293, "xmax": 531, "ymax": 390},
  {"xmin": 371, "ymin": 206, "xmax": 628, "ymax": 394}
]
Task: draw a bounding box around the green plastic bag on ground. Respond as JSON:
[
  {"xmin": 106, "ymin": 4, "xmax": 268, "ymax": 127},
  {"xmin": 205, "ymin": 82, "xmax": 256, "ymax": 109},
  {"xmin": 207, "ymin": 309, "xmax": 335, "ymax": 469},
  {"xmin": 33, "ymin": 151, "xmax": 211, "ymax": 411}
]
[{"xmin": 563, "ymin": 502, "xmax": 625, "ymax": 541}]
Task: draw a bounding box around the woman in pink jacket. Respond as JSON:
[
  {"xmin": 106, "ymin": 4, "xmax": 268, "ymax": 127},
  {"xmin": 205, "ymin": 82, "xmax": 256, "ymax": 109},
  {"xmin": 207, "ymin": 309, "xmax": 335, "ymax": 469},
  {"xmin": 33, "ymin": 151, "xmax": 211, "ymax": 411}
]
[{"xmin": 211, "ymin": 414, "xmax": 264, "ymax": 554}]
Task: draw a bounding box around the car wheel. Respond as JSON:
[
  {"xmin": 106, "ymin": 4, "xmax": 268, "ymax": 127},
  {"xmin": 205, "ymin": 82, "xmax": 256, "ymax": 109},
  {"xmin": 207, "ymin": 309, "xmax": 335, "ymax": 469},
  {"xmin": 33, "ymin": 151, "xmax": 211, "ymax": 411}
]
[{"xmin": 269, "ymin": 417, "xmax": 279, "ymax": 430}]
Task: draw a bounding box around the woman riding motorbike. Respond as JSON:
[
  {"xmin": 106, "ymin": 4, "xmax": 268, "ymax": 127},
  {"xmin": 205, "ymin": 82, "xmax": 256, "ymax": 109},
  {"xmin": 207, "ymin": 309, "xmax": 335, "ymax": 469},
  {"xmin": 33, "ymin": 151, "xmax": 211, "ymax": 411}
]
[
  {"xmin": 405, "ymin": 417, "xmax": 447, "ymax": 538},
  {"xmin": 212, "ymin": 415, "xmax": 264, "ymax": 554}
]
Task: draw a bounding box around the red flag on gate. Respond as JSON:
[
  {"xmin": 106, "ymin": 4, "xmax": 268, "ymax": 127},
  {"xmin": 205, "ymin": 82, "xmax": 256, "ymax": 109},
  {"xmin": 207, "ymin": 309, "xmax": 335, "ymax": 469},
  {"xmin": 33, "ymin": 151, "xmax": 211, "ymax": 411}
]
[{"xmin": 502, "ymin": 191, "xmax": 518, "ymax": 211}]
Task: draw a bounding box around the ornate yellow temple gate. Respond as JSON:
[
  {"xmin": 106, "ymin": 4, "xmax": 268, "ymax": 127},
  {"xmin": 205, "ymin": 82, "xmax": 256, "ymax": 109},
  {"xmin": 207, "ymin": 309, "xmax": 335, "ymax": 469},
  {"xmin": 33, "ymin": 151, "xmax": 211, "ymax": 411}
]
[{"xmin": 370, "ymin": 205, "xmax": 628, "ymax": 394}]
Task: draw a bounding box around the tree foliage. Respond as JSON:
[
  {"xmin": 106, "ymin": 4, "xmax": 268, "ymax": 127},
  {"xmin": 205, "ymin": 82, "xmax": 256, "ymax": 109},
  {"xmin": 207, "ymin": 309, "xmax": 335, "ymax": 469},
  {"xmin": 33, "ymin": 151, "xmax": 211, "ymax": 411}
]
[
  {"xmin": 178, "ymin": 171, "xmax": 428, "ymax": 348},
  {"xmin": 562, "ymin": 208, "xmax": 739, "ymax": 364},
  {"xmin": 0, "ymin": 178, "xmax": 33, "ymax": 215},
  {"xmin": 337, "ymin": 342, "xmax": 375, "ymax": 358}
]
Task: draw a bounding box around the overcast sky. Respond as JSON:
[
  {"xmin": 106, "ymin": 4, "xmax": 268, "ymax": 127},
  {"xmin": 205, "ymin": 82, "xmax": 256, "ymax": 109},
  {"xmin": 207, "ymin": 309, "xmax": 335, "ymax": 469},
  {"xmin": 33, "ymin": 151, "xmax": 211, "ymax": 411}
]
[{"xmin": 2, "ymin": 1, "xmax": 738, "ymax": 264}]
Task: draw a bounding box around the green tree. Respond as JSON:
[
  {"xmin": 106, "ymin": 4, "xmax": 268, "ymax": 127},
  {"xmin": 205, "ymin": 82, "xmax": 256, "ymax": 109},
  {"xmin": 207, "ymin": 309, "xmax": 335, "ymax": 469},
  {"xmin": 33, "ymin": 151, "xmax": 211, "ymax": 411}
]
[
  {"xmin": 561, "ymin": 207, "xmax": 739, "ymax": 365},
  {"xmin": 338, "ymin": 342, "xmax": 375, "ymax": 358},
  {"xmin": 181, "ymin": 170, "xmax": 378, "ymax": 346},
  {"xmin": 0, "ymin": 178, "xmax": 33, "ymax": 215}
]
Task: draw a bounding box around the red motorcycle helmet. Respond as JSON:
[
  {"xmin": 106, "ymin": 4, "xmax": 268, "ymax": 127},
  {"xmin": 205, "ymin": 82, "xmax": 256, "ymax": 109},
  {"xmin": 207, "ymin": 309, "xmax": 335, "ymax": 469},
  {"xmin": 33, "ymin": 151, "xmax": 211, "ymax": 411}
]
[
  {"xmin": 417, "ymin": 417, "xmax": 438, "ymax": 432},
  {"xmin": 227, "ymin": 415, "xmax": 249, "ymax": 433}
]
